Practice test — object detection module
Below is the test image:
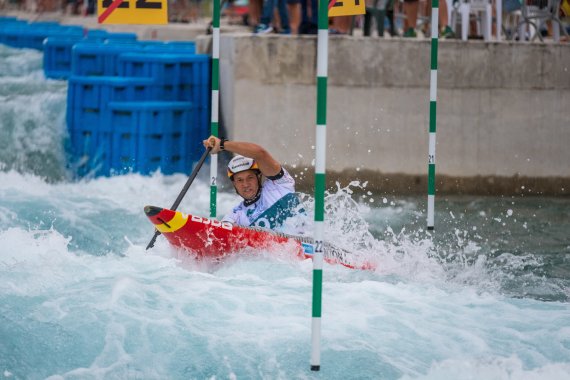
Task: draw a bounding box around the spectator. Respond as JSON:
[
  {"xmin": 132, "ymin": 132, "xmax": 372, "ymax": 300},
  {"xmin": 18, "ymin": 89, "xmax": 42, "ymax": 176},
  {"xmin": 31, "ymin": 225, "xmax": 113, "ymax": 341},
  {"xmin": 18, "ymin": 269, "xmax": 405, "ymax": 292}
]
[
  {"xmin": 248, "ymin": 0, "xmax": 263, "ymax": 26},
  {"xmin": 287, "ymin": 0, "xmax": 301, "ymax": 33},
  {"xmin": 254, "ymin": 0, "xmax": 291, "ymax": 33},
  {"xmin": 403, "ymin": 0, "xmax": 454, "ymax": 38},
  {"xmin": 330, "ymin": 15, "xmax": 351, "ymax": 34},
  {"xmin": 402, "ymin": 0, "xmax": 419, "ymax": 37},
  {"xmin": 299, "ymin": 0, "xmax": 317, "ymax": 34},
  {"xmin": 364, "ymin": 0, "xmax": 397, "ymax": 37},
  {"xmin": 429, "ymin": 0, "xmax": 454, "ymax": 38}
]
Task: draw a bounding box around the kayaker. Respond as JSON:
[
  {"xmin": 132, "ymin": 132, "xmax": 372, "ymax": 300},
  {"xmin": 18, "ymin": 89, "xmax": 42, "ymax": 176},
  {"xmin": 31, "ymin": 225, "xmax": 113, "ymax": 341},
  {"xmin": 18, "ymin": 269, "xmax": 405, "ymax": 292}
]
[{"xmin": 203, "ymin": 136, "xmax": 300, "ymax": 229}]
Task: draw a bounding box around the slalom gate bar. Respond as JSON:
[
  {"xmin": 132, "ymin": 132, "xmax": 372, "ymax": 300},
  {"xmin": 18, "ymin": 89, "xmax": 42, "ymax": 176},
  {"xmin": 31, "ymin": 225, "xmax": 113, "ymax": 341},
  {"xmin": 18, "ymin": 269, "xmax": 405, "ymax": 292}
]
[
  {"xmin": 310, "ymin": 0, "xmax": 329, "ymax": 371},
  {"xmin": 210, "ymin": 0, "xmax": 220, "ymax": 218},
  {"xmin": 427, "ymin": 0, "xmax": 439, "ymax": 230}
]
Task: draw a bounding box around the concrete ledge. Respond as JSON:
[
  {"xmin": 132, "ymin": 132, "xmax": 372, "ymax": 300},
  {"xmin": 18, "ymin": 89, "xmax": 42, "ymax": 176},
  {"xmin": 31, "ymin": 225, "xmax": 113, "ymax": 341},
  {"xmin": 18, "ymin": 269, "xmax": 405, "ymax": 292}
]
[
  {"xmin": 288, "ymin": 168, "xmax": 570, "ymax": 196},
  {"xmin": 199, "ymin": 34, "xmax": 570, "ymax": 89}
]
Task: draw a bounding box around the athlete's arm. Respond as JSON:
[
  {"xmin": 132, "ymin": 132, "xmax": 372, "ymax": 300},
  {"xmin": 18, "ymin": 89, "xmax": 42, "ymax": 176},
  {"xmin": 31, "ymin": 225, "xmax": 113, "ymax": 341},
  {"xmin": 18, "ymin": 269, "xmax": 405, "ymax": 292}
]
[{"xmin": 203, "ymin": 136, "xmax": 281, "ymax": 178}]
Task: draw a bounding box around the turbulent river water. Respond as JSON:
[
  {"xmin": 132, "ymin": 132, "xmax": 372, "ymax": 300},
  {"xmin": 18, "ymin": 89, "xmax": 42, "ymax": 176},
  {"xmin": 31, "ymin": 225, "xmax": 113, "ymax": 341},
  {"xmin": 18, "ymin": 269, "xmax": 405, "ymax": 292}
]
[{"xmin": 1, "ymin": 44, "xmax": 569, "ymax": 380}]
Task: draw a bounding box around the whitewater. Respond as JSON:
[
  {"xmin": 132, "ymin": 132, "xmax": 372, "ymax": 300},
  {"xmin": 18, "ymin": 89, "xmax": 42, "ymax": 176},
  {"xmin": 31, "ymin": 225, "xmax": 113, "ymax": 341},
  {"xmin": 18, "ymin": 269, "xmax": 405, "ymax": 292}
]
[{"xmin": 1, "ymin": 44, "xmax": 569, "ymax": 380}]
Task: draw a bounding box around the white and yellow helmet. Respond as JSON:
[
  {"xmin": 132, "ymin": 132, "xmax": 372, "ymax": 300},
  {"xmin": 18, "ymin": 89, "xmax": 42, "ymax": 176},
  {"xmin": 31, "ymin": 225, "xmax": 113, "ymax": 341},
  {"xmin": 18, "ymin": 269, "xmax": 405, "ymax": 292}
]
[{"xmin": 227, "ymin": 155, "xmax": 260, "ymax": 180}]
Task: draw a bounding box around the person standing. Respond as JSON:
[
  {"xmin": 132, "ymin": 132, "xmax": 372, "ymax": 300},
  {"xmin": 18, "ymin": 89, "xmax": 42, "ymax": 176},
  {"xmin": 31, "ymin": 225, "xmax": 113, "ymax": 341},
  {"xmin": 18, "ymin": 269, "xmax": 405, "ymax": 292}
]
[
  {"xmin": 254, "ymin": 0, "xmax": 292, "ymax": 34},
  {"xmin": 403, "ymin": 0, "xmax": 454, "ymax": 38}
]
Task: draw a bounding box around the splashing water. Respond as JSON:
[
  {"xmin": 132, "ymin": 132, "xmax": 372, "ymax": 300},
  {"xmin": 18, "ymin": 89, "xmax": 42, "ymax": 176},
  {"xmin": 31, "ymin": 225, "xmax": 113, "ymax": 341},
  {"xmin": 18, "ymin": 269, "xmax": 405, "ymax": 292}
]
[
  {"xmin": 0, "ymin": 45, "xmax": 69, "ymax": 181},
  {"xmin": 1, "ymin": 44, "xmax": 570, "ymax": 380}
]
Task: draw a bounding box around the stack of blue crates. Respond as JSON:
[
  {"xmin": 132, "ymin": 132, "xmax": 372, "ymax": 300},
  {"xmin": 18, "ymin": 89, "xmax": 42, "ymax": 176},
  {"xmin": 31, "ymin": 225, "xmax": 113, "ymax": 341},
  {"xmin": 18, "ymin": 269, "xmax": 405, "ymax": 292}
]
[
  {"xmin": 106, "ymin": 101, "xmax": 194, "ymax": 175},
  {"xmin": 0, "ymin": 18, "xmax": 85, "ymax": 51},
  {"xmin": 0, "ymin": 17, "xmax": 210, "ymax": 177},
  {"xmin": 65, "ymin": 36, "xmax": 209, "ymax": 177},
  {"xmin": 44, "ymin": 30, "xmax": 138, "ymax": 79},
  {"xmin": 117, "ymin": 52, "xmax": 210, "ymax": 136}
]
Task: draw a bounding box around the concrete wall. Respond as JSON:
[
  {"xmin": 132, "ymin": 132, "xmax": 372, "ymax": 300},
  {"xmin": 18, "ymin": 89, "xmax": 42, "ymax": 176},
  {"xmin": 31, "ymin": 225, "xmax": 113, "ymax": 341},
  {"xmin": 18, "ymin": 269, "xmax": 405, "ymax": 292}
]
[{"xmin": 198, "ymin": 34, "xmax": 570, "ymax": 195}]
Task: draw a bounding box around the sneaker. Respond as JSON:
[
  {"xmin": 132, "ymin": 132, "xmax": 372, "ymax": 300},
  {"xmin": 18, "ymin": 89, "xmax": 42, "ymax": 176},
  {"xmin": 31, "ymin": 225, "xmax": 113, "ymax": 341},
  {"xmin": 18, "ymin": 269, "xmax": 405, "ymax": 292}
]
[
  {"xmin": 440, "ymin": 25, "xmax": 455, "ymax": 39},
  {"xmin": 280, "ymin": 28, "xmax": 291, "ymax": 35},
  {"xmin": 254, "ymin": 24, "xmax": 273, "ymax": 34},
  {"xmin": 403, "ymin": 27, "xmax": 417, "ymax": 38}
]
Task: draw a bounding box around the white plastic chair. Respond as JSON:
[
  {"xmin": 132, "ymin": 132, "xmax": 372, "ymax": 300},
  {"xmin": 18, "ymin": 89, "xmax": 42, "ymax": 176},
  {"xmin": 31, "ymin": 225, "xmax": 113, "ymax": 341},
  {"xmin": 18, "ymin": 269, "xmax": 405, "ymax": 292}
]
[
  {"xmin": 517, "ymin": 0, "xmax": 569, "ymax": 42},
  {"xmin": 451, "ymin": 0, "xmax": 493, "ymax": 40}
]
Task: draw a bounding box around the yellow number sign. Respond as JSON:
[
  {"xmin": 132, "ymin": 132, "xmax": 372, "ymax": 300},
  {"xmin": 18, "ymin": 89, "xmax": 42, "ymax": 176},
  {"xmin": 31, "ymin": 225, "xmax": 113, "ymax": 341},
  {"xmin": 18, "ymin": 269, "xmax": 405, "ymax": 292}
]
[
  {"xmin": 328, "ymin": 0, "xmax": 365, "ymax": 17},
  {"xmin": 97, "ymin": 0, "xmax": 168, "ymax": 24}
]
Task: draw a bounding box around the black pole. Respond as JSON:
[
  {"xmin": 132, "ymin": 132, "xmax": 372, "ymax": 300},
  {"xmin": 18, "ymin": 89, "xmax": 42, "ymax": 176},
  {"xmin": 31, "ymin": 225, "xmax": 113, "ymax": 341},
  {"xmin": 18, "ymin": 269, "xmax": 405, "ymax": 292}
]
[{"xmin": 146, "ymin": 147, "xmax": 212, "ymax": 250}]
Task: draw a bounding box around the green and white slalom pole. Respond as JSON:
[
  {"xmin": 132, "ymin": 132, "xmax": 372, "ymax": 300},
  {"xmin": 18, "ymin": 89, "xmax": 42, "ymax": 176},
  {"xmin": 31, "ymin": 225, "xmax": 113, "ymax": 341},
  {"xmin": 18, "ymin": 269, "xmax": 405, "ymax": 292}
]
[
  {"xmin": 310, "ymin": 0, "xmax": 329, "ymax": 371},
  {"xmin": 427, "ymin": 0, "xmax": 439, "ymax": 230},
  {"xmin": 209, "ymin": 0, "xmax": 221, "ymax": 218}
]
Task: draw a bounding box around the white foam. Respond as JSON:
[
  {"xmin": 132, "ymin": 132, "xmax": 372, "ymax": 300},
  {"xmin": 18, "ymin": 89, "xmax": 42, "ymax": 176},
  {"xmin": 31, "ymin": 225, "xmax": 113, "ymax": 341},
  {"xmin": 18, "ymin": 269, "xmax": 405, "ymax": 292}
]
[{"xmin": 406, "ymin": 356, "xmax": 570, "ymax": 380}]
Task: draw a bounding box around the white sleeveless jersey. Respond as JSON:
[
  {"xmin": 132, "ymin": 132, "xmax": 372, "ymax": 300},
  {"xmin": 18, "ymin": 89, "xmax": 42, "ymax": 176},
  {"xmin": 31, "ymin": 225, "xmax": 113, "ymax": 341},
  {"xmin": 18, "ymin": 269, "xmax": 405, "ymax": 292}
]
[{"xmin": 222, "ymin": 168, "xmax": 296, "ymax": 228}]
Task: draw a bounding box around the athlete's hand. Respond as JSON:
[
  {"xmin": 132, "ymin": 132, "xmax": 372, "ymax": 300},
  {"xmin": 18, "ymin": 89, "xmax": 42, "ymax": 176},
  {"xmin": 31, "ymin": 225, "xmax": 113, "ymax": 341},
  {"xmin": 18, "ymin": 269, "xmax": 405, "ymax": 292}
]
[{"xmin": 203, "ymin": 135, "xmax": 221, "ymax": 154}]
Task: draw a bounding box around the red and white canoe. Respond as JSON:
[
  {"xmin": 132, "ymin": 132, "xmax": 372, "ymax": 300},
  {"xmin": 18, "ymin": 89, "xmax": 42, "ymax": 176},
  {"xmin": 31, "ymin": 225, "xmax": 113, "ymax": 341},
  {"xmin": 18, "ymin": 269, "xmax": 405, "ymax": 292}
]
[{"xmin": 144, "ymin": 205, "xmax": 376, "ymax": 270}]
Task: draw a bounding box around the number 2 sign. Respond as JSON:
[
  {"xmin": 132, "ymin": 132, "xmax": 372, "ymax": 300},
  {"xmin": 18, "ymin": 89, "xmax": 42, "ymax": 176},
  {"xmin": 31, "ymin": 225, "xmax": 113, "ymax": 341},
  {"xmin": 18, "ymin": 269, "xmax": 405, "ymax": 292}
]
[{"xmin": 98, "ymin": 0, "xmax": 168, "ymax": 24}]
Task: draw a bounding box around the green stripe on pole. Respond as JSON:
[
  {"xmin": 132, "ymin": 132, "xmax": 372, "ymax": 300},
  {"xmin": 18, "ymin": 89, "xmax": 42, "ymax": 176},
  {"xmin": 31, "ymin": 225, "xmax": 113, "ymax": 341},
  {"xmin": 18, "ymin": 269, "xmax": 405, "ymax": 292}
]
[
  {"xmin": 429, "ymin": 101, "xmax": 437, "ymax": 132},
  {"xmin": 213, "ymin": 0, "xmax": 220, "ymax": 27},
  {"xmin": 315, "ymin": 173, "xmax": 325, "ymax": 221},
  {"xmin": 211, "ymin": 121, "xmax": 219, "ymax": 136},
  {"xmin": 312, "ymin": 269, "xmax": 323, "ymax": 316},
  {"xmin": 210, "ymin": 186, "xmax": 217, "ymax": 212},
  {"xmin": 430, "ymin": 40, "xmax": 438, "ymax": 70},
  {"xmin": 317, "ymin": 77, "xmax": 327, "ymax": 125},
  {"xmin": 428, "ymin": 164, "xmax": 436, "ymax": 195},
  {"xmin": 318, "ymin": 0, "xmax": 327, "ymax": 27}
]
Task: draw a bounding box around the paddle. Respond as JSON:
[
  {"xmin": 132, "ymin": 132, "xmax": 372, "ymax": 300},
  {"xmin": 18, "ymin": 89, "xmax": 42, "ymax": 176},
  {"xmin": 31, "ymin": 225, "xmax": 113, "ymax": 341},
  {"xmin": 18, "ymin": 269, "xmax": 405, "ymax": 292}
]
[{"xmin": 146, "ymin": 147, "xmax": 212, "ymax": 250}]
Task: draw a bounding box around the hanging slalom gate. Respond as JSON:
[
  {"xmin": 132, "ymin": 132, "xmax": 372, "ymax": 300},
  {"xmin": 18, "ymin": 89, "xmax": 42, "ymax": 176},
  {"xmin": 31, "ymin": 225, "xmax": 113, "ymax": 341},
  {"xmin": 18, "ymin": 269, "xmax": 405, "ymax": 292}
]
[
  {"xmin": 427, "ymin": 0, "xmax": 440, "ymax": 230},
  {"xmin": 209, "ymin": 0, "xmax": 222, "ymax": 219}
]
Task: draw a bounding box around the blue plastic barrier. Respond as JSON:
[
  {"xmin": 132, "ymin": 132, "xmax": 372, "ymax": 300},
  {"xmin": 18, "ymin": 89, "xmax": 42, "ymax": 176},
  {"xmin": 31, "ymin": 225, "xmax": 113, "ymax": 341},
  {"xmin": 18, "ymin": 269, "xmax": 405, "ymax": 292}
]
[
  {"xmin": 86, "ymin": 29, "xmax": 109, "ymax": 39},
  {"xmin": 75, "ymin": 101, "xmax": 196, "ymax": 176},
  {"xmin": 146, "ymin": 41, "xmax": 196, "ymax": 54},
  {"xmin": 105, "ymin": 32, "xmax": 138, "ymax": 41},
  {"xmin": 31, "ymin": 22, "xmax": 61, "ymax": 28},
  {"xmin": 43, "ymin": 32, "xmax": 138, "ymax": 79},
  {"xmin": 104, "ymin": 40, "xmax": 195, "ymax": 52},
  {"xmin": 68, "ymin": 41, "xmax": 196, "ymax": 78},
  {"xmin": 68, "ymin": 76, "xmax": 155, "ymax": 109},
  {"xmin": 67, "ymin": 76, "xmax": 156, "ymax": 139},
  {"xmin": 0, "ymin": 23, "xmax": 84, "ymax": 50},
  {"xmin": 71, "ymin": 43, "xmax": 145, "ymax": 76},
  {"xmin": 107, "ymin": 102, "xmax": 193, "ymax": 174},
  {"xmin": 44, "ymin": 36, "xmax": 85, "ymax": 79},
  {"xmin": 0, "ymin": 17, "xmax": 25, "ymax": 27},
  {"xmin": 60, "ymin": 39, "xmax": 209, "ymax": 177},
  {"xmin": 69, "ymin": 128, "xmax": 111, "ymax": 177},
  {"xmin": 117, "ymin": 53, "xmax": 208, "ymax": 85},
  {"xmin": 116, "ymin": 53, "xmax": 210, "ymax": 129}
]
